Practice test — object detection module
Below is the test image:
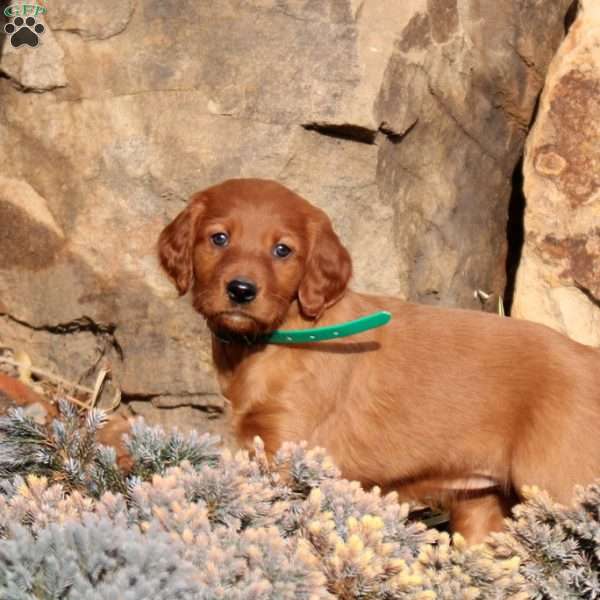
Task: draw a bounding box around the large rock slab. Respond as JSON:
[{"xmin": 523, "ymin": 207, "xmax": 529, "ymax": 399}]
[
  {"xmin": 0, "ymin": 0, "xmax": 572, "ymax": 433},
  {"xmin": 375, "ymin": 1, "xmax": 572, "ymax": 305},
  {"xmin": 513, "ymin": 0, "xmax": 600, "ymax": 346}
]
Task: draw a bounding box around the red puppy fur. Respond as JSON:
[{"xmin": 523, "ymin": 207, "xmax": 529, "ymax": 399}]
[{"xmin": 158, "ymin": 178, "xmax": 600, "ymax": 543}]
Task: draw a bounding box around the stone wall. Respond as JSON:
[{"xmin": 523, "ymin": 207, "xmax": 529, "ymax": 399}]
[{"xmin": 0, "ymin": 0, "xmax": 572, "ymax": 432}]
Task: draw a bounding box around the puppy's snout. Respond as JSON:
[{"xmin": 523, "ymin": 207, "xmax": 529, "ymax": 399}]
[{"xmin": 227, "ymin": 278, "xmax": 258, "ymax": 304}]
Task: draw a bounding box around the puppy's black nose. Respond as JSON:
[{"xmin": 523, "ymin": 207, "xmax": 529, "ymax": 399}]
[{"xmin": 227, "ymin": 278, "xmax": 257, "ymax": 304}]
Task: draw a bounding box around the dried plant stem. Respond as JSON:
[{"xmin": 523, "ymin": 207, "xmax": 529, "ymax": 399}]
[
  {"xmin": 58, "ymin": 393, "xmax": 90, "ymax": 410},
  {"xmin": 89, "ymin": 369, "xmax": 109, "ymax": 408},
  {"xmin": 0, "ymin": 357, "xmax": 95, "ymax": 394},
  {"xmin": 0, "ymin": 357, "xmax": 120, "ymax": 411}
]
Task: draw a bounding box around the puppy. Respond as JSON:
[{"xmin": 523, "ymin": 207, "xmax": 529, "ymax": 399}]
[{"xmin": 158, "ymin": 178, "xmax": 600, "ymax": 543}]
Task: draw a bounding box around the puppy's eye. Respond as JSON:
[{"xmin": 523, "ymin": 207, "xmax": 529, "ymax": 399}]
[
  {"xmin": 273, "ymin": 243, "xmax": 292, "ymax": 259},
  {"xmin": 211, "ymin": 232, "xmax": 229, "ymax": 247}
]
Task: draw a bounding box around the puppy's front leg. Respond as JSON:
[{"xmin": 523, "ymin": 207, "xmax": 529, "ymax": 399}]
[{"xmin": 449, "ymin": 491, "xmax": 514, "ymax": 544}]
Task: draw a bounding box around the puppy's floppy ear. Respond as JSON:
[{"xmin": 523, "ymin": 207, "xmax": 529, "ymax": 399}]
[
  {"xmin": 298, "ymin": 212, "xmax": 352, "ymax": 319},
  {"xmin": 158, "ymin": 193, "xmax": 206, "ymax": 295}
]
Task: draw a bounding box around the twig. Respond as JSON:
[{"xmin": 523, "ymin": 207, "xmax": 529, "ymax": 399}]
[
  {"xmin": 61, "ymin": 393, "xmax": 91, "ymax": 410},
  {"xmin": 498, "ymin": 296, "xmax": 505, "ymax": 317},
  {"xmin": 0, "ymin": 356, "xmax": 121, "ymax": 412},
  {"xmin": 88, "ymin": 367, "xmax": 121, "ymax": 411},
  {"xmin": 110, "ymin": 388, "xmax": 122, "ymax": 410},
  {"xmin": 89, "ymin": 368, "xmax": 109, "ymax": 409},
  {"xmin": 0, "ymin": 357, "xmax": 95, "ymax": 394}
]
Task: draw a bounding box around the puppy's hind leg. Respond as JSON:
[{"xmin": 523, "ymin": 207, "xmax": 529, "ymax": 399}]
[{"xmin": 449, "ymin": 490, "xmax": 516, "ymax": 545}]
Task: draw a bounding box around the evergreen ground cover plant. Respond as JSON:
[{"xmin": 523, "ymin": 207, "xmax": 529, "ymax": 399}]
[{"xmin": 0, "ymin": 401, "xmax": 598, "ymax": 599}]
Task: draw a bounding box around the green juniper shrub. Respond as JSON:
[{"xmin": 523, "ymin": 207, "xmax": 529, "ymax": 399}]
[{"xmin": 0, "ymin": 403, "xmax": 598, "ymax": 598}]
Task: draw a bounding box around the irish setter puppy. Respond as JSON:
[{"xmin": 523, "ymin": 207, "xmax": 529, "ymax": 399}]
[{"xmin": 158, "ymin": 178, "xmax": 600, "ymax": 543}]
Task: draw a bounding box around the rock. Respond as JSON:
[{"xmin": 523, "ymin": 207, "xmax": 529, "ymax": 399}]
[
  {"xmin": 375, "ymin": 1, "xmax": 572, "ymax": 305},
  {"xmin": 0, "ymin": 177, "xmax": 65, "ymax": 270},
  {"xmin": 513, "ymin": 0, "xmax": 600, "ymax": 346},
  {"xmin": 0, "ymin": 16, "xmax": 67, "ymax": 91},
  {"xmin": 151, "ymin": 394, "xmax": 225, "ymax": 410},
  {"xmin": 45, "ymin": 0, "xmax": 135, "ymax": 40},
  {"xmin": 0, "ymin": 314, "xmax": 120, "ymax": 406},
  {"xmin": 0, "ymin": 1, "xmax": 573, "ymax": 436}
]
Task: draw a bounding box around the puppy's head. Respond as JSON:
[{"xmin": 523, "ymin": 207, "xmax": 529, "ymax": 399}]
[{"xmin": 158, "ymin": 179, "xmax": 352, "ymax": 339}]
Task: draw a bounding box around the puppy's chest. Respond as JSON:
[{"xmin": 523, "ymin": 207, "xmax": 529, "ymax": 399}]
[{"xmin": 226, "ymin": 350, "xmax": 340, "ymax": 454}]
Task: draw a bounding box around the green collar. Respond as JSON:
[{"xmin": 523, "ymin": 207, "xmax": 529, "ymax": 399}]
[{"xmin": 263, "ymin": 311, "xmax": 391, "ymax": 344}]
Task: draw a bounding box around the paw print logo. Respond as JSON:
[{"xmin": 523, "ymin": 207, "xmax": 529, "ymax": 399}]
[{"xmin": 4, "ymin": 16, "xmax": 45, "ymax": 48}]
